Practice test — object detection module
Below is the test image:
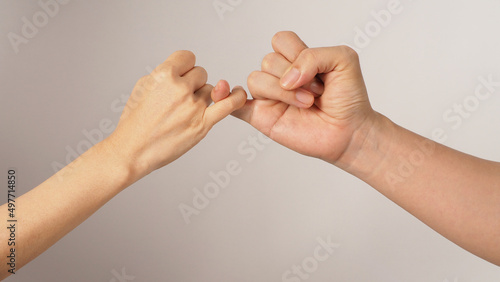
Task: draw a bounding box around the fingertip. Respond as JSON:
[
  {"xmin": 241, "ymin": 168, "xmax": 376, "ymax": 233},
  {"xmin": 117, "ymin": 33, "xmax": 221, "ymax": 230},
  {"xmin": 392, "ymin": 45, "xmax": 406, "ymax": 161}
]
[
  {"xmin": 310, "ymin": 80, "xmax": 324, "ymax": 96},
  {"xmin": 231, "ymin": 86, "xmax": 248, "ymax": 108},
  {"xmin": 217, "ymin": 79, "xmax": 230, "ymax": 90},
  {"xmin": 299, "ymin": 79, "xmax": 324, "ymax": 97},
  {"xmin": 213, "ymin": 80, "xmax": 221, "ymax": 93},
  {"xmin": 205, "ymin": 87, "xmax": 249, "ymax": 126},
  {"xmin": 280, "ymin": 67, "xmax": 301, "ymax": 90},
  {"xmin": 212, "ymin": 80, "xmax": 231, "ymax": 103},
  {"xmin": 231, "ymin": 85, "xmax": 244, "ymax": 92},
  {"xmin": 295, "ymin": 89, "xmax": 315, "ymax": 108}
]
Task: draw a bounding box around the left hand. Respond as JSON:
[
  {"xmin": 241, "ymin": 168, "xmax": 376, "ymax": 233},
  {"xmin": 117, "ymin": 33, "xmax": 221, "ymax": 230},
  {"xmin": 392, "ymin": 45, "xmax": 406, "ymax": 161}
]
[{"xmin": 107, "ymin": 50, "xmax": 247, "ymax": 179}]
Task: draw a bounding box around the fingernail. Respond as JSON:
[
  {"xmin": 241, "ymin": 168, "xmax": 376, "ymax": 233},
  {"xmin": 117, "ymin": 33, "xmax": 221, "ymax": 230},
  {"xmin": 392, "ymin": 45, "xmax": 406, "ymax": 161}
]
[
  {"xmin": 295, "ymin": 89, "xmax": 314, "ymax": 106},
  {"xmin": 310, "ymin": 81, "xmax": 324, "ymax": 95},
  {"xmin": 281, "ymin": 67, "xmax": 301, "ymax": 89}
]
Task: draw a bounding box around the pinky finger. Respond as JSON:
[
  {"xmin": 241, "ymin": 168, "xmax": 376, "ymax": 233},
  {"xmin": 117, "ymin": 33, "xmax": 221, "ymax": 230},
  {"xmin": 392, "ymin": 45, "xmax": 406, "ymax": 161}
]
[
  {"xmin": 211, "ymin": 80, "xmax": 231, "ymax": 103},
  {"xmin": 204, "ymin": 86, "xmax": 247, "ymax": 127}
]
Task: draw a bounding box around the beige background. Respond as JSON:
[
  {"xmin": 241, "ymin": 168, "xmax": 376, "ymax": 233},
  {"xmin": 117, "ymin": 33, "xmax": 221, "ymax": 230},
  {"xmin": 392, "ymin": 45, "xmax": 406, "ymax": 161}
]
[{"xmin": 1, "ymin": 0, "xmax": 500, "ymax": 281}]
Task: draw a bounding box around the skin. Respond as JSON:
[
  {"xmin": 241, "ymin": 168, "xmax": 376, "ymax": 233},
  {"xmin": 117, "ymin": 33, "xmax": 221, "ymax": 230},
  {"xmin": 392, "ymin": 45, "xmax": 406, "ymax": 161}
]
[
  {"xmin": 0, "ymin": 50, "xmax": 246, "ymax": 280},
  {"xmin": 227, "ymin": 31, "xmax": 500, "ymax": 266},
  {"xmin": 1, "ymin": 33, "xmax": 498, "ymax": 280}
]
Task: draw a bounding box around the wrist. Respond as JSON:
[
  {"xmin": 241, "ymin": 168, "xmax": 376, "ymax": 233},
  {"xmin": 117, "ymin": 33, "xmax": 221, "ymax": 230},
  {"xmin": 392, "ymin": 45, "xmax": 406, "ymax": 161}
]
[
  {"xmin": 95, "ymin": 135, "xmax": 145, "ymax": 188},
  {"xmin": 331, "ymin": 112, "xmax": 397, "ymax": 181}
]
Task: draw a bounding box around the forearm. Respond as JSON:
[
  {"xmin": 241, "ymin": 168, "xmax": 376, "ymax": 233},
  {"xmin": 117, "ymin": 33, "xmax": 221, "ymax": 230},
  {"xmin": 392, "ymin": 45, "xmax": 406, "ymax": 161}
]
[
  {"xmin": 335, "ymin": 113, "xmax": 500, "ymax": 266},
  {"xmin": 0, "ymin": 138, "xmax": 136, "ymax": 278},
  {"xmin": 0, "ymin": 51, "xmax": 242, "ymax": 280}
]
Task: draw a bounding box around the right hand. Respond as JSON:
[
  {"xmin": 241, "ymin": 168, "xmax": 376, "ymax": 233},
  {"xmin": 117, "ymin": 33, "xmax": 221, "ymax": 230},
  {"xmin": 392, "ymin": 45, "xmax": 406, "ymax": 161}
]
[{"xmin": 233, "ymin": 31, "xmax": 377, "ymax": 165}]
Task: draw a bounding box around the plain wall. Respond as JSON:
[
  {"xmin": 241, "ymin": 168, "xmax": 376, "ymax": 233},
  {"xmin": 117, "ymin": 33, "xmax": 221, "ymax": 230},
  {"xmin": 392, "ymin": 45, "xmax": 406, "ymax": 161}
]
[{"xmin": 1, "ymin": 0, "xmax": 500, "ymax": 281}]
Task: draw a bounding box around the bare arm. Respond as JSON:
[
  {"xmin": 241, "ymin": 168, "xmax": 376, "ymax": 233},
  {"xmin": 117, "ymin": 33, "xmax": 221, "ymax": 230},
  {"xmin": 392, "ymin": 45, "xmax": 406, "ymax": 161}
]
[
  {"xmin": 0, "ymin": 51, "xmax": 246, "ymax": 279},
  {"xmin": 0, "ymin": 137, "xmax": 133, "ymax": 278},
  {"xmin": 234, "ymin": 31, "xmax": 500, "ymax": 266},
  {"xmin": 337, "ymin": 112, "xmax": 500, "ymax": 266}
]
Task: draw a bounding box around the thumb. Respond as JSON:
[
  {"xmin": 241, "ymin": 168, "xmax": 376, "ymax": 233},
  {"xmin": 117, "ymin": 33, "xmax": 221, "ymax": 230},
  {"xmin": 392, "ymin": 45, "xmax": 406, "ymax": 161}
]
[
  {"xmin": 204, "ymin": 86, "xmax": 247, "ymax": 126},
  {"xmin": 280, "ymin": 46, "xmax": 360, "ymax": 90}
]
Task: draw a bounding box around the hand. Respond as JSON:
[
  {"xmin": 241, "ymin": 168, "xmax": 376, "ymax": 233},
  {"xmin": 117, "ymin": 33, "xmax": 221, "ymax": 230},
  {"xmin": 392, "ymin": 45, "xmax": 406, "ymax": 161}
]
[
  {"xmin": 107, "ymin": 50, "xmax": 246, "ymax": 179},
  {"xmin": 233, "ymin": 31, "xmax": 377, "ymax": 165}
]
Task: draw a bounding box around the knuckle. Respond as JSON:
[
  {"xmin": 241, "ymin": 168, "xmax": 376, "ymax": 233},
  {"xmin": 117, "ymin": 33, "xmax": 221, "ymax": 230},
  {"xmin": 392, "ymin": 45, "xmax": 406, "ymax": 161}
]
[
  {"xmin": 154, "ymin": 69, "xmax": 169, "ymax": 81},
  {"xmin": 233, "ymin": 90, "xmax": 247, "ymax": 108},
  {"xmin": 272, "ymin": 31, "xmax": 296, "ymax": 46},
  {"xmin": 140, "ymin": 74, "xmax": 160, "ymax": 90},
  {"xmin": 271, "ymin": 32, "xmax": 283, "ymax": 46},
  {"xmin": 196, "ymin": 66, "xmax": 208, "ymax": 81},
  {"xmin": 137, "ymin": 75, "xmax": 149, "ymax": 85},
  {"xmin": 198, "ymin": 65, "xmax": 207, "ymax": 75},
  {"xmin": 152, "ymin": 65, "xmax": 175, "ymax": 81},
  {"xmin": 261, "ymin": 53, "xmax": 278, "ymax": 72},
  {"xmin": 300, "ymin": 48, "xmax": 318, "ymax": 62},
  {"xmin": 338, "ymin": 45, "xmax": 359, "ymax": 61},
  {"xmin": 247, "ymin": 71, "xmax": 260, "ymax": 92},
  {"xmin": 174, "ymin": 50, "xmax": 195, "ymax": 61}
]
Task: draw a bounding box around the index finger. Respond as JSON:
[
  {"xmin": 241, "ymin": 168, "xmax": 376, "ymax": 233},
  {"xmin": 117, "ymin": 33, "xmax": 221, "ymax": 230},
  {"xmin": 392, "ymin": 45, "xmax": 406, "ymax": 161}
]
[{"xmin": 271, "ymin": 31, "xmax": 308, "ymax": 62}]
